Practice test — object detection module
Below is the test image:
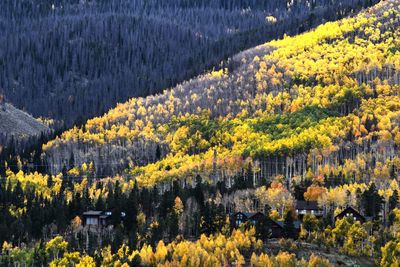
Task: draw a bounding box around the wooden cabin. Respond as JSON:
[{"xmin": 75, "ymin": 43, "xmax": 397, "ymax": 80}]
[
  {"xmin": 82, "ymin": 210, "xmax": 112, "ymax": 227},
  {"xmin": 295, "ymin": 200, "xmax": 323, "ymax": 218},
  {"xmin": 335, "ymin": 207, "xmax": 366, "ymax": 223}
]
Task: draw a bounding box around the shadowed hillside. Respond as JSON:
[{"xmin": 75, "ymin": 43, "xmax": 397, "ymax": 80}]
[{"xmin": 0, "ymin": 103, "xmax": 48, "ymax": 138}]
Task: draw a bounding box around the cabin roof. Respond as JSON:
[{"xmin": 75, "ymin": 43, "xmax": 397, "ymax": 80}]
[
  {"xmin": 82, "ymin": 210, "xmax": 104, "ymax": 216},
  {"xmin": 296, "ymin": 200, "xmax": 321, "ymax": 210},
  {"xmin": 275, "ymin": 220, "xmax": 301, "ymax": 229},
  {"xmin": 248, "ymin": 212, "xmax": 265, "ymax": 218},
  {"xmin": 335, "ymin": 206, "xmax": 364, "ymax": 219},
  {"xmin": 243, "ymin": 212, "xmax": 257, "ymax": 218},
  {"xmin": 231, "ymin": 212, "xmax": 252, "ymax": 218},
  {"xmin": 231, "ymin": 212, "xmax": 265, "ymax": 219}
]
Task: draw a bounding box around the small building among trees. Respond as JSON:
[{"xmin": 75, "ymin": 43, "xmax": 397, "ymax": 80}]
[
  {"xmin": 274, "ymin": 220, "xmax": 301, "ymax": 239},
  {"xmin": 335, "ymin": 207, "xmax": 366, "ymax": 223},
  {"xmin": 295, "ymin": 200, "xmax": 323, "ymax": 218},
  {"xmin": 82, "ymin": 211, "xmax": 112, "ymax": 227},
  {"xmin": 231, "ymin": 212, "xmax": 262, "ymax": 227},
  {"xmin": 230, "ymin": 211, "xmax": 300, "ymax": 239}
]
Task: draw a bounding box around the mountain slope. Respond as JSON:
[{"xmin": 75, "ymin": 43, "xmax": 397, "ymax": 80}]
[
  {"xmin": 44, "ymin": 0, "xmax": 400, "ymax": 187},
  {"xmin": 0, "ymin": 0, "xmax": 378, "ymax": 126},
  {"xmin": 0, "ymin": 103, "xmax": 49, "ymax": 138}
]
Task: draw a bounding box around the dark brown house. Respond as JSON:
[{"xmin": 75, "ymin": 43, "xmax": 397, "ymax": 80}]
[
  {"xmin": 82, "ymin": 210, "xmax": 112, "ymax": 227},
  {"xmin": 335, "ymin": 207, "xmax": 366, "ymax": 223},
  {"xmin": 231, "ymin": 212, "xmax": 264, "ymax": 227},
  {"xmin": 295, "ymin": 200, "xmax": 323, "ymax": 218},
  {"xmin": 274, "ymin": 220, "xmax": 301, "ymax": 239},
  {"xmin": 247, "ymin": 212, "xmax": 265, "ymax": 224},
  {"xmin": 269, "ymin": 220, "xmax": 284, "ymax": 238},
  {"xmin": 231, "ymin": 212, "xmax": 301, "ymax": 239}
]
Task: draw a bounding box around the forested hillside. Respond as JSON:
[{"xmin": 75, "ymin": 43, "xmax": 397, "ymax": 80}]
[
  {"xmin": 0, "ymin": 0, "xmax": 377, "ymax": 125},
  {"xmin": 2, "ymin": 1, "xmax": 400, "ymax": 266},
  {"xmin": 45, "ymin": 0, "xmax": 400, "ymax": 190},
  {"xmin": 0, "ymin": 102, "xmax": 48, "ymax": 138},
  {"xmin": 0, "ymin": 99, "xmax": 51, "ymax": 176},
  {"xmin": 0, "ymin": 97, "xmax": 49, "ymax": 151}
]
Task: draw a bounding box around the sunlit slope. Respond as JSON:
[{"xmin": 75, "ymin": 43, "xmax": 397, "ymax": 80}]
[{"xmin": 44, "ymin": 0, "xmax": 400, "ymax": 187}]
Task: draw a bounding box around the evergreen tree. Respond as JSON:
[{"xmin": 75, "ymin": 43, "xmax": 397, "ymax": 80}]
[
  {"xmin": 140, "ymin": 187, "xmax": 152, "ymax": 216},
  {"xmin": 389, "ymin": 190, "xmax": 398, "ymax": 210},
  {"xmin": 362, "ymin": 183, "xmax": 383, "ymax": 219},
  {"xmin": 111, "ymin": 225, "xmax": 125, "ymax": 253},
  {"xmin": 193, "ymin": 176, "xmax": 205, "ymax": 212},
  {"xmin": 245, "ymin": 162, "xmax": 254, "ymax": 188},
  {"xmin": 149, "ymin": 220, "xmax": 163, "ymax": 247},
  {"xmin": 47, "ymin": 176, "xmax": 53, "ymax": 188},
  {"xmin": 168, "ymin": 211, "xmax": 179, "ymax": 240},
  {"xmin": 233, "ymin": 174, "xmax": 247, "ymax": 190},
  {"xmin": 111, "ymin": 181, "xmax": 124, "ymax": 226},
  {"xmin": 200, "ymin": 201, "xmax": 225, "ymax": 235},
  {"xmin": 283, "ymin": 210, "xmax": 296, "ymax": 238},
  {"xmin": 95, "ymin": 197, "xmax": 106, "ymax": 211},
  {"xmin": 158, "ymin": 189, "xmax": 174, "ymax": 219},
  {"xmin": 125, "ymin": 185, "xmax": 139, "ymax": 249}
]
